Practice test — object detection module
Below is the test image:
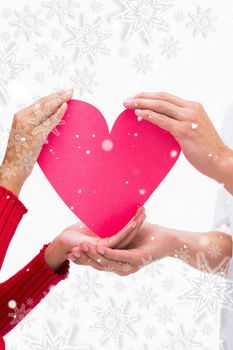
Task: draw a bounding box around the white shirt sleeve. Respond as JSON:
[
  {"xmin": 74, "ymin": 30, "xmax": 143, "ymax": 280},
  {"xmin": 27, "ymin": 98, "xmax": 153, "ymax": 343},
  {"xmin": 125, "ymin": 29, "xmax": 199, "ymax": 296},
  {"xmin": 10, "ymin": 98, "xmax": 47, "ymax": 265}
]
[{"xmin": 212, "ymin": 102, "xmax": 233, "ymax": 236}]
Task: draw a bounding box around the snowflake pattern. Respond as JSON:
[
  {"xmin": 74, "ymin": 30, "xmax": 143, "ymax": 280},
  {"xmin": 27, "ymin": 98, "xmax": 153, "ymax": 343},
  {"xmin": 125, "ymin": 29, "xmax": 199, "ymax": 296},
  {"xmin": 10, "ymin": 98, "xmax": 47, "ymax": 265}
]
[
  {"xmin": 8, "ymin": 303, "xmax": 32, "ymax": 326},
  {"xmin": 11, "ymin": 5, "xmax": 45, "ymax": 40},
  {"xmin": 208, "ymin": 242, "xmax": 222, "ymax": 259},
  {"xmin": 155, "ymin": 305, "xmax": 175, "ymax": 324},
  {"xmin": 70, "ymin": 67, "xmax": 98, "ymax": 95},
  {"xmin": 43, "ymin": 0, "xmax": 80, "ymax": 23},
  {"xmin": 70, "ymin": 270, "xmax": 102, "ymax": 302},
  {"xmin": 135, "ymin": 286, "xmax": 157, "ymax": 309},
  {"xmin": 90, "ymin": 0, "xmax": 104, "ymax": 13},
  {"xmin": 7, "ymin": 123, "xmax": 31, "ymax": 152},
  {"xmin": 186, "ymin": 6, "xmax": 218, "ymax": 39},
  {"xmin": 0, "ymin": 160, "xmax": 17, "ymax": 180},
  {"xmin": 174, "ymin": 246, "xmax": 191, "ymax": 264},
  {"xmin": 91, "ymin": 299, "xmax": 137, "ymax": 345},
  {"xmin": 113, "ymin": 0, "xmax": 172, "ymax": 42},
  {"xmin": 132, "ymin": 53, "xmax": 154, "ymax": 74},
  {"xmin": 160, "ymin": 36, "xmax": 181, "ymax": 59},
  {"xmin": 0, "ymin": 45, "xmax": 25, "ymax": 101},
  {"xmin": 66, "ymin": 18, "xmax": 112, "ymax": 62},
  {"xmin": 179, "ymin": 252, "xmax": 233, "ymax": 319},
  {"xmin": 34, "ymin": 42, "xmax": 51, "ymax": 60},
  {"xmin": 162, "ymin": 325, "xmax": 199, "ymax": 350}
]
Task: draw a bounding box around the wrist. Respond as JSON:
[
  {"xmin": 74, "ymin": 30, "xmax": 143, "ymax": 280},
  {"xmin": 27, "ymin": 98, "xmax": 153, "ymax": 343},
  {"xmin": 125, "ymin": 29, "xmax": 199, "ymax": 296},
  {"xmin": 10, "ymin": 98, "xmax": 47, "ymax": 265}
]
[
  {"xmin": 211, "ymin": 145, "xmax": 233, "ymax": 184},
  {"xmin": 0, "ymin": 174, "xmax": 26, "ymax": 196},
  {"xmin": 44, "ymin": 239, "xmax": 68, "ymax": 272}
]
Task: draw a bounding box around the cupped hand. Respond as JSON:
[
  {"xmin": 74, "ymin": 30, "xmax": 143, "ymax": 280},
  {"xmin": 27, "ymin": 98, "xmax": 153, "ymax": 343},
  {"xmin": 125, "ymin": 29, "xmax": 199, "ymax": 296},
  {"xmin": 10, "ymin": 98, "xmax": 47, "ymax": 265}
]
[
  {"xmin": 123, "ymin": 92, "xmax": 231, "ymax": 182},
  {"xmin": 44, "ymin": 207, "xmax": 146, "ymax": 272},
  {"xmin": 0, "ymin": 89, "xmax": 73, "ymax": 195},
  {"xmin": 67, "ymin": 221, "xmax": 178, "ymax": 276}
]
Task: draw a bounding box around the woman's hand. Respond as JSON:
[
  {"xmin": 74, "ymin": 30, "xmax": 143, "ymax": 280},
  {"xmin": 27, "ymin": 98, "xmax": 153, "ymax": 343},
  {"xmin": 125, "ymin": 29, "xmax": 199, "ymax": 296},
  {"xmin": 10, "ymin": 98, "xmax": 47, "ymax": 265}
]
[
  {"xmin": 0, "ymin": 89, "xmax": 73, "ymax": 195},
  {"xmin": 123, "ymin": 92, "xmax": 233, "ymax": 184},
  {"xmin": 44, "ymin": 207, "xmax": 146, "ymax": 272},
  {"xmin": 67, "ymin": 221, "xmax": 178, "ymax": 276}
]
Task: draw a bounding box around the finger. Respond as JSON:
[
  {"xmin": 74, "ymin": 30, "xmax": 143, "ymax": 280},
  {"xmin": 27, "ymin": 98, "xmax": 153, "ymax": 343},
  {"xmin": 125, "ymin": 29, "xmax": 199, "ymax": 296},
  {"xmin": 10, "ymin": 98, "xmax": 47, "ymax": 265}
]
[
  {"xmin": 68, "ymin": 248, "xmax": 104, "ymax": 270},
  {"xmin": 104, "ymin": 207, "xmax": 145, "ymax": 248},
  {"xmin": 130, "ymin": 92, "xmax": 189, "ymax": 107},
  {"xmin": 116, "ymin": 211, "xmax": 146, "ymax": 250},
  {"xmin": 123, "ymin": 98, "xmax": 185, "ymax": 121},
  {"xmin": 96, "ymin": 246, "xmax": 136, "ymax": 265},
  {"xmin": 134, "ymin": 109, "xmax": 180, "ymax": 134},
  {"xmin": 42, "ymin": 102, "xmax": 68, "ymax": 136},
  {"xmin": 27, "ymin": 90, "xmax": 73, "ymax": 124},
  {"xmin": 79, "ymin": 242, "xmax": 124, "ymax": 272}
]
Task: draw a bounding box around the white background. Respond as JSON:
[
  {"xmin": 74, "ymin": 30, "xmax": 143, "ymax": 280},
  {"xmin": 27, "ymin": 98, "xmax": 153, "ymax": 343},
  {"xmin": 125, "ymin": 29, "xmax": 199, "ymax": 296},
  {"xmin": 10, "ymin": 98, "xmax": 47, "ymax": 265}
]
[{"xmin": 0, "ymin": 0, "xmax": 233, "ymax": 349}]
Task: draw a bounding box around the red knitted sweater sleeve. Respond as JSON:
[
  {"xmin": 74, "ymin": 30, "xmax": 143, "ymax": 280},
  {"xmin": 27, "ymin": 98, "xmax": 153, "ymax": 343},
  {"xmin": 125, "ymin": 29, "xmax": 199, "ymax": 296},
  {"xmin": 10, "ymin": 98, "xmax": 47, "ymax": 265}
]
[{"xmin": 0, "ymin": 186, "xmax": 70, "ymax": 349}]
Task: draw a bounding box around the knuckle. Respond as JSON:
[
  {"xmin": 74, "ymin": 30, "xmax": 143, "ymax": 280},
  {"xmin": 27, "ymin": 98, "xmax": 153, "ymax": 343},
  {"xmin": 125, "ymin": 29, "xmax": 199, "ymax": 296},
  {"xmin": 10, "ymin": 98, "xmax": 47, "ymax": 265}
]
[
  {"xmin": 13, "ymin": 111, "xmax": 21, "ymax": 121},
  {"xmin": 157, "ymin": 91, "xmax": 168, "ymax": 99}
]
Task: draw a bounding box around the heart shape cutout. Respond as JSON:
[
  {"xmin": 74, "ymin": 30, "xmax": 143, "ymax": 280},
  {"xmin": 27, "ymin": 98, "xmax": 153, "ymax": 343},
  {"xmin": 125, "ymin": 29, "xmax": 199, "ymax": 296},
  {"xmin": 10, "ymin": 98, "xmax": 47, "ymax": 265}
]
[{"xmin": 37, "ymin": 100, "xmax": 180, "ymax": 238}]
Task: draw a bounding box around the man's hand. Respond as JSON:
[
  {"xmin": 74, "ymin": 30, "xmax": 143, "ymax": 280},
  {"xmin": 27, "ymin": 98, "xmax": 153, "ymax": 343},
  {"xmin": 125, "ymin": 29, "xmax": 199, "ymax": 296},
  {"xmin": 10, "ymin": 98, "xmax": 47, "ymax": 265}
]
[
  {"xmin": 67, "ymin": 221, "xmax": 178, "ymax": 276},
  {"xmin": 123, "ymin": 92, "xmax": 233, "ymax": 187},
  {"xmin": 44, "ymin": 207, "xmax": 146, "ymax": 272},
  {"xmin": 0, "ymin": 90, "xmax": 73, "ymax": 195}
]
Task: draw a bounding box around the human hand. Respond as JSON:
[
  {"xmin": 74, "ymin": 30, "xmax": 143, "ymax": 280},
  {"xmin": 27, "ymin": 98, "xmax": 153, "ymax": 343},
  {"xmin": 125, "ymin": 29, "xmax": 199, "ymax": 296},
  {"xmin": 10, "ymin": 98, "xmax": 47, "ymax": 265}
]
[
  {"xmin": 67, "ymin": 221, "xmax": 178, "ymax": 276},
  {"xmin": 0, "ymin": 89, "xmax": 73, "ymax": 195},
  {"xmin": 44, "ymin": 207, "xmax": 146, "ymax": 272},
  {"xmin": 123, "ymin": 92, "xmax": 232, "ymax": 183}
]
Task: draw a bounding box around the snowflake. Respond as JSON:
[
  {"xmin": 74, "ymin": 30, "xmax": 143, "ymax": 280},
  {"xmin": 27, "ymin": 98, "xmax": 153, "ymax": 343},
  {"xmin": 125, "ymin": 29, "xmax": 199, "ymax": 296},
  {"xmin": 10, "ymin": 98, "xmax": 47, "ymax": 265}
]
[
  {"xmin": 69, "ymin": 306, "xmax": 82, "ymax": 320},
  {"xmin": 162, "ymin": 325, "xmax": 199, "ymax": 350},
  {"xmin": 26, "ymin": 298, "xmax": 34, "ymax": 307},
  {"xmin": 0, "ymin": 31, "xmax": 11, "ymax": 44},
  {"xmin": 186, "ymin": 6, "xmax": 218, "ymax": 39},
  {"xmin": 118, "ymin": 45, "xmax": 130, "ymax": 58},
  {"xmin": 155, "ymin": 305, "xmax": 175, "ymax": 324},
  {"xmin": 49, "ymin": 55, "xmax": 68, "ymax": 76},
  {"xmin": 24, "ymin": 323, "xmax": 88, "ymax": 350},
  {"xmin": 200, "ymin": 322, "xmax": 214, "ymax": 337},
  {"xmin": 16, "ymin": 150, "xmax": 36, "ymax": 173},
  {"xmin": 7, "ymin": 123, "xmax": 31, "ymax": 152},
  {"xmin": 66, "ymin": 18, "xmax": 112, "ymax": 62},
  {"xmin": 50, "ymin": 28, "xmax": 62, "ymax": 40},
  {"xmin": 91, "ymin": 299, "xmax": 137, "ymax": 346},
  {"xmin": 0, "ymin": 7, "xmax": 13, "ymax": 19},
  {"xmin": 0, "ymin": 160, "xmax": 17, "ymax": 179},
  {"xmin": 34, "ymin": 42, "xmax": 51, "ymax": 60},
  {"xmin": 31, "ymin": 114, "xmax": 65, "ymax": 143},
  {"xmin": 112, "ymin": 0, "xmax": 172, "ymax": 42},
  {"xmin": 113, "ymin": 279, "xmax": 127, "ymax": 294},
  {"xmin": 0, "ymin": 45, "xmax": 25, "ymax": 101},
  {"xmin": 90, "ymin": 0, "xmax": 104, "ymax": 13},
  {"xmin": 8, "ymin": 303, "xmax": 32, "ymax": 326},
  {"xmin": 70, "ymin": 271, "xmax": 102, "ymax": 302},
  {"xmin": 174, "ymin": 246, "xmax": 190, "ymax": 263},
  {"xmin": 208, "ymin": 243, "xmax": 222, "ymax": 259},
  {"xmin": 34, "ymin": 71, "xmax": 46, "ymax": 84},
  {"xmin": 139, "ymin": 255, "xmax": 163, "ymax": 276},
  {"xmin": 70, "ymin": 67, "xmax": 98, "ymax": 95},
  {"xmin": 43, "ymin": 290, "xmax": 68, "ymax": 313},
  {"xmin": 174, "ymin": 11, "xmax": 185, "ymax": 23},
  {"xmin": 160, "ymin": 36, "xmax": 181, "ymax": 59},
  {"xmin": 179, "ymin": 252, "xmax": 233, "ymax": 319},
  {"xmin": 43, "ymin": 0, "xmax": 80, "ymax": 23},
  {"xmin": 144, "ymin": 325, "xmax": 157, "ymax": 339},
  {"xmin": 162, "ymin": 277, "xmax": 175, "ymax": 292},
  {"xmin": 120, "ymin": 262, "xmax": 133, "ymax": 273},
  {"xmin": 11, "ymin": 5, "xmax": 45, "ymax": 41},
  {"xmin": 132, "ymin": 53, "xmax": 154, "ymax": 74},
  {"xmin": 135, "ymin": 286, "xmax": 157, "ymax": 309},
  {"xmin": 29, "ymin": 101, "xmax": 52, "ymax": 126}
]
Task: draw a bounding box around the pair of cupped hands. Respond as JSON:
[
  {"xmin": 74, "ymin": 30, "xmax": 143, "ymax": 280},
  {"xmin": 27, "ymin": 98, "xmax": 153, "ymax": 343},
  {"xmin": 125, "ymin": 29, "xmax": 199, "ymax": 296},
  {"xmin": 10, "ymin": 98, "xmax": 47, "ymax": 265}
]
[{"xmin": 0, "ymin": 89, "xmax": 230, "ymax": 275}]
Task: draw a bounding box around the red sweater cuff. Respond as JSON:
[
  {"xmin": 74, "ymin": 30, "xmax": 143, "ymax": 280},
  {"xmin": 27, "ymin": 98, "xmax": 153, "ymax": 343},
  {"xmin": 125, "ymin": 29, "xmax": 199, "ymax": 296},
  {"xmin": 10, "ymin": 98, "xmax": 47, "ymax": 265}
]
[
  {"xmin": 0, "ymin": 244, "xmax": 70, "ymax": 337},
  {"xmin": 0, "ymin": 186, "xmax": 28, "ymax": 269}
]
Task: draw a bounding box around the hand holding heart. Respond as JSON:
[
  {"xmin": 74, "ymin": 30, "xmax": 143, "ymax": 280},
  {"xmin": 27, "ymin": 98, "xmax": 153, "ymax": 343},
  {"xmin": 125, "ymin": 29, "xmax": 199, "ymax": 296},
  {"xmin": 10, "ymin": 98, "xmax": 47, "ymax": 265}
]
[{"xmin": 44, "ymin": 207, "xmax": 146, "ymax": 272}]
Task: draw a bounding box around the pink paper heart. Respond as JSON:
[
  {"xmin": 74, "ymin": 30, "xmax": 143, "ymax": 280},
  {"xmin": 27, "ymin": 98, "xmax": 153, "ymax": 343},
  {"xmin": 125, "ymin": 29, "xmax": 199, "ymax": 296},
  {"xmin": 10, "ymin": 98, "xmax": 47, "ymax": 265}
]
[{"xmin": 37, "ymin": 100, "xmax": 180, "ymax": 238}]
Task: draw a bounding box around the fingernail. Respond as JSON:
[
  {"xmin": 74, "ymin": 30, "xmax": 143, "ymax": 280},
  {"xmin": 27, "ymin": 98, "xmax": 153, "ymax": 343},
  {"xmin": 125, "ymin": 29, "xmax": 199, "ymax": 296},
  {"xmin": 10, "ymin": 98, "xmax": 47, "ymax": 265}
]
[
  {"xmin": 97, "ymin": 246, "xmax": 105, "ymax": 255},
  {"xmin": 64, "ymin": 89, "xmax": 73, "ymax": 95},
  {"xmin": 135, "ymin": 109, "xmax": 142, "ymax": 115},
  {"xmin": 73, "ymin": 252, "xmax": 81, "ymax": 258},
  {"xmin": 82, "ymin": 244, "xmax": 89, "ymax": 252}
]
